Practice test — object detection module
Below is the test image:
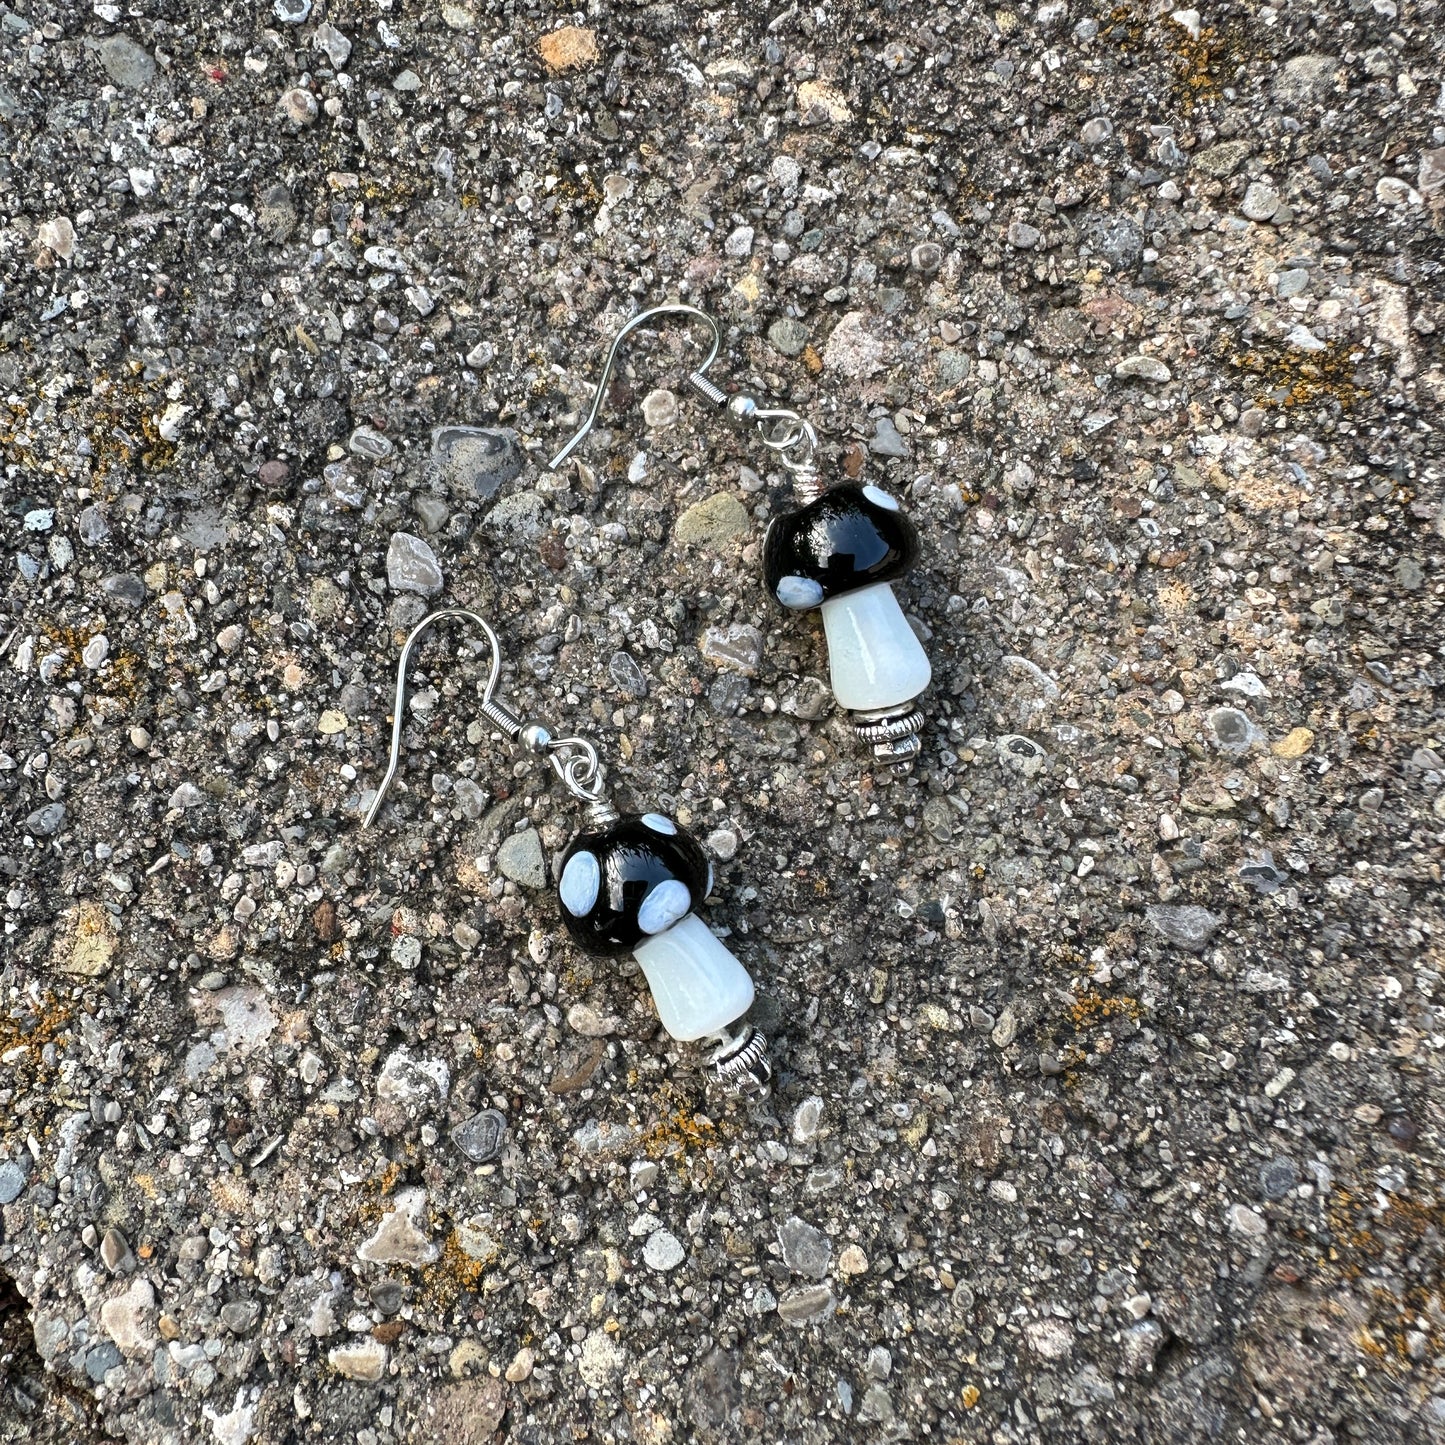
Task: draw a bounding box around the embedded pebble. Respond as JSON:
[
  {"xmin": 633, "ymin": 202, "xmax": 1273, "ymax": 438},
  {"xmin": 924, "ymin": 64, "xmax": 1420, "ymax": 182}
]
[
  {"xmin": 386, "ymin": 532, "xmax": 444, "ymax": 597},
  {"xmin": 451, "ymin": 1109, "xmax": 507, "ymax": 1164},
  {"xmin": 496, "ymin": 828, "xmax": 547, "ymax": 888},
  {"xmin": 643, "ymin": 1230, "xmax": 685, "ymax": 1272}
]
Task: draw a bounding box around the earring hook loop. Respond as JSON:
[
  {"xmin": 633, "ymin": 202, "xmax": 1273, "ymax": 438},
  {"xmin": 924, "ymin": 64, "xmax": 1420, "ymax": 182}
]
[
  {"xmin": 362, "ymin": 607, "xmax": 504, "ymax": 828},
  {"xmin": 363, "ymin": 608, "xmax": 612, "ymax": 828},
  {"xmin": 549, "ymin": 303, "xmax": 722, "ymax": 471}
]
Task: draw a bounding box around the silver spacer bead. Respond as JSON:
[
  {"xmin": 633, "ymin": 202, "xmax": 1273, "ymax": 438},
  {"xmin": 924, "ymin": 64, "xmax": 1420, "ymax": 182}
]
[
  {"xmin": 586, "ymin": 797, "xmax": 621, "ymax": 827},
  {"xmin": 707, "ymin": 1025, "xmax": 772, "ymax": 1095},
  {"xmin": 853, "ymin": 704, "xmax": 926, "ymax": 769},
  {"xmin": 728, "ymin": 394, "xmax": 758, "ymax": 422},
  {"xmin": 519, "ymin": 722, "xmax": 553, "ymax": 754}
]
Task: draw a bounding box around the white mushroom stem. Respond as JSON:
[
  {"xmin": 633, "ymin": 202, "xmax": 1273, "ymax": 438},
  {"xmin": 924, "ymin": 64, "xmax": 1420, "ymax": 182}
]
[
  {"xmin": 631, "ymin": 914, "xmax": 755, "ymax": 1042},
  {"xmin": 819, "ymin": 581, "xmax": 932, "ymax": 712}
]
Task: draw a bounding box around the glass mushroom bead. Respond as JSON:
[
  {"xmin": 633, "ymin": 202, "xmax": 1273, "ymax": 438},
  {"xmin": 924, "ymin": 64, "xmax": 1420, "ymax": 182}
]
[
  {"xmin": 555, "ymin": 813, "xmax": 755, "ymax": 1043},
  {"xmin": 762, "ymin": 484, "xmax": 931, "ymax": 715}
]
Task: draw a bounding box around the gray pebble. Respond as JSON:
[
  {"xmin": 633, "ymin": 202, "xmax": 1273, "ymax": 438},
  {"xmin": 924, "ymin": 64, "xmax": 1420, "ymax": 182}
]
[
  {"xmin": 430, "ymin": 426, "xmax": 523, "ymax": 499},
  {"xmin": 699, "ymin": 624, "xmax": 764, "ymax": 678},
  {"xmin": 100, "ymin": 1227, "xmax": 132, "ymax": 1272},
  {"xmin": 387, "ymin": 532, "xmax": 444, "ymax": 597},
  {"xmin": 451, "ymin": 1109, "xmax": 507, "ymax": 1163},
  {"xmin": 85, "ymin": 1342, "xmax": 123, "ymax": 1382},
  {"xmin": 768, "ymin": 318, "xmax": 810, "ymax": 357},
  {"xmin": 1275, "ymin": 267, "xmax": 1310, "ymax": 298},
  {"xmin": 1241, "ymin": 182, "xmax": 1281, "ymax": 222},
  {"xmin": 1114, "ymin": 355, "xmax": 1172, "ymax": 384},
  {"xmin": 1258, "ymin": 1157, "xmax": 1299, "ymax": 1200},
  {"xmin": 26, "ymin": 803, "xmax": 66, "ymax": 836},
  {"xmin": 94, "ymin": 35, "xmax": 155, "ymax": 89},
  {"xmin": 220, "ymin": 1300, "xmax": 261, "ymax": 1334},
  {"xmin": 609, "ymin": 650, "xmax": 649, "ymax": 698},
  {"xmin": 778, "ymin": 1284, "xmax": 835, "ymax": 1324},
  {"xmin": 869, "ymin": 418, "xmax": 910, "ymax": 458},
  {"xmin": 643, "ymin": 1229, "xmax": 685, "ymax": 1271},
  {"xmin": 496, "ymin": 828, "xmax": 547, "ymax": 888},
  {"xmin": 778, "ymin": 1216, "xmax": 832, "ymax": 1279},
  {"xmin": 1145, "ymin": 904, "xmax": 1222, "ymax": 952},
  {"xmin": 0, "ymin": 1160, "xmax": 28, "ymax": 1205}
]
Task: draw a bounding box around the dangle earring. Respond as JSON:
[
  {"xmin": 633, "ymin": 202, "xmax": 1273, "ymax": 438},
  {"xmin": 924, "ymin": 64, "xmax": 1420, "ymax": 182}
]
[
  {"xmin": 551, "ymin": 305, "xmax": 932, "ymax": 767},
  {"xmin": 363, "ymin": 608, "xmax": 772, "ymax": 1094}
]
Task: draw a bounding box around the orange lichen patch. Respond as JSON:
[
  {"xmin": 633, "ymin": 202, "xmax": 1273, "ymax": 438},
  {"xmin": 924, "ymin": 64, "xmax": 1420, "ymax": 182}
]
[
  {"xmin": 961, "ymin": 1384, "xmax": 981, "ymax": 1409},
  {"xmin": 537, "ymin": 26, "xmax": 599, "ymax": 74},
  {"xmin": 640, "ymin": 1107, "xmax": 720, "ymax": 1161},
  {"xmin": 420, "ymin": 1229, "xmax": 493, "ymax": 1314},
  {"xmin": 0, "ymin": 994, "xmax": 74, "ymax": 1070},
  {"xmin": 1228, "ymin": 340, "xmax": 1367, "ymax": 412},
  {"xmin": 0, "ymin": 994, "xmax": 76, "ymax": 1140},
  {"xmin": 1067, "ymin": 991, "xmax": 1143, "ymax": 1031}
]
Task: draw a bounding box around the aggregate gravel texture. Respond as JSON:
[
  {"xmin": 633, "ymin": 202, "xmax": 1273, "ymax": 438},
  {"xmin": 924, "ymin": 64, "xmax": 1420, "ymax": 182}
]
[{"xmin": 1, "ymin": 2, "xmax": 1444, "ymax": 1443}]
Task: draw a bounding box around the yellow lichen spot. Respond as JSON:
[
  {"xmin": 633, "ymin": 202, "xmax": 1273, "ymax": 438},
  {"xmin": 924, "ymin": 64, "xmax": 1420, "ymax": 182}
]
[
  {"xmin": 317, "ymin": 709, "xmax": 348, "ymax": 735},
  {"xmin": 1273, "ymin": 727, "xmax": 1315, "ymax": 758},
  {"xmin": 802, "ymin": 343, "xmax": 824, "ymax": 374},
  {"xmin": 962, "ymin": 1384, "xmax": 981, "ymax": 1408}
]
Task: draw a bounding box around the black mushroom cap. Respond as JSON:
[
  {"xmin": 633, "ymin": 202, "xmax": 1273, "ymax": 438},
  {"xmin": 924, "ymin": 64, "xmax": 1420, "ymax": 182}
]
[
  {"xmin": 762, "ymin": 484, "xmax": 920, "ymax": 611},
  {"xmin": 556, "ymin": 813, "xmax": 711, "ymax": 956}
]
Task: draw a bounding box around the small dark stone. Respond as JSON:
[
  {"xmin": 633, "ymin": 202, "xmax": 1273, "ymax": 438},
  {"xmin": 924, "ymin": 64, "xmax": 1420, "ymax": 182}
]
[
  {"xmin": 1258, "ymin": 1157, "xmax": 1299, "ymax": 1201},
  {"xmin": 258, "ymin": 459, "xmax": 291, "ymax": 490},
  {"xmin": 1385, "ymin": 1113, "xmax": 1419, "ymax": 1148},
  {"xmin": 452, "ymin": 1108, "xmax": 507, "ymax": 1163},
  {"xmin": 369, "ymin": 1280, "xmax": 405, "ymax": 1315},
  {"xmin": 101, "ymin": 574, "xmax": 147, "ymax": 607}
]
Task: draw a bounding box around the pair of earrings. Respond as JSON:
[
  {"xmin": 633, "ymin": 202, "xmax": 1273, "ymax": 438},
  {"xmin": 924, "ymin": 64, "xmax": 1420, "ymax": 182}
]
[{"xmin": 361, "ymin": 307, "xmax": 935, "ymax": 1093}]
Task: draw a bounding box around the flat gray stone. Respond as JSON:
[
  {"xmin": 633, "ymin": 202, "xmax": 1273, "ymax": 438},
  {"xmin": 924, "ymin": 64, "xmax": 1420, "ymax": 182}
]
[
  {"xmin": 778, "ymin": 1284, "xmax": 835, "ymax": 1324},
  {"xmin": 430, "ymin": 426, "xmax": 523, "ymax": 499},
  {"xmin": 1145, "ymin": 904, "xmax": 1222, "ymax": 952},
  {"xmin": 0, "ymin": 1160, "xmax": 27, "ymax": 1204},
  {"xmin": 95, "ymin": 35, "xmax": 156, "ymax": 88},
  {"xmin": 869, "ymin": 417, "xmax": 910, "ymax": 457},
  {"xmin": 643, "ymin": 1229, "xmax": 686, "ymax": 1271},
  {"xmin": 767, "ymin": 318, "xmax": 809, "ymax": 357},
  {"xmin": 608, "ymin": 650, "xmax": 648, "ymax": 698},
  {"xmin": 386, "ymin": 532, "xmax": 443, "ymax": 597},
  {"xmin": 699, "ymin": 624, "xmax": 764, "ymax": 677},
  {"xmin": 452, "ymin": 1109, "xmax": 507, "ymax": 1163},
  {"xmin": 26, "ymin": 803, "xmax": 66, "ymax": 836},
  {"xmin": 496, "ymin": 827, "xmax": 547, "ymax": 888},
  {"xmin": 778, "ymin": 1216, "xmax": 832, "ymax": 1279},
  {"xmin": 1275, "ymin": 267, "xmax": 1310, "ymax": 298},
  {"xmin": 1241, "ymin": 182, "xmax": 1281, "ymax": 222},
  {"xmin": 1114, "ymin": 355, "xmax": 1172, "ymax": 383},
  {"xmin": 1258, "ymin": 1156, "xmax": 1299, "ymax": 1200}
]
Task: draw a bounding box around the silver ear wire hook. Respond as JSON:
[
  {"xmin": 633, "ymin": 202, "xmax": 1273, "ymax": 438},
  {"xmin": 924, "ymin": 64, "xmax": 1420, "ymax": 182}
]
[
  {"xmin": 548, "ymin": 304, "xmax": 724, "ymax": 471},
  {"xmin": 362, "ymin": 608, "xmax": 614, "ymax": 829},
  {"xmin": 551, "ymin": 302, "xmax": 825, "ymax": 503}
]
